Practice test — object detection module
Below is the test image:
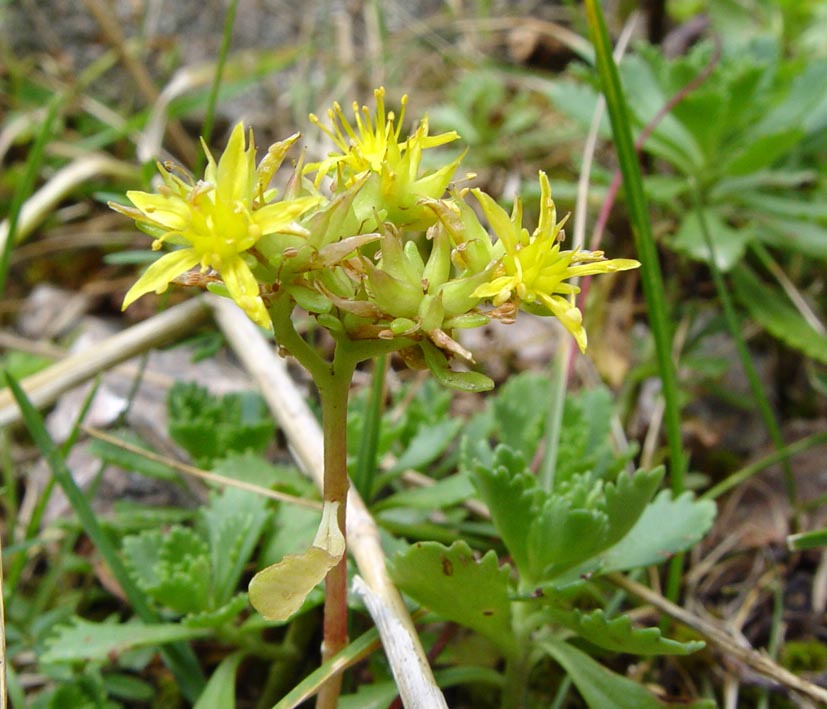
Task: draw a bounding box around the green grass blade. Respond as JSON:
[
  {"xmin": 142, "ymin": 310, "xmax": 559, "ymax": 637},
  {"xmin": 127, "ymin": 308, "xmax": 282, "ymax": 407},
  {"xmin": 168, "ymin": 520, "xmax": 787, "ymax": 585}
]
[
  {"xmin": 702, "ymin": 431, "xmax": 827, "ymax": 502},
  {"xmin": 583, "ymin": 1, "xmax": 686, "ymax": 492},
  {"xmin": 353, "ymin": 354, "xmax": 387, "ymax": 501},
  {"xmin": 4, "ymin": 373, "xmax": 206, "ymax": 701},
  {"xmin": 272, "ymin": 626, "xmax": 382, "ymax": 709},
  {"xmin": 197, "ymin": 0, "xmax": 239, "ymax": 174},
  {"xmin": 0, "ymin": 96, "xmax": 61, "ymax": 298}
]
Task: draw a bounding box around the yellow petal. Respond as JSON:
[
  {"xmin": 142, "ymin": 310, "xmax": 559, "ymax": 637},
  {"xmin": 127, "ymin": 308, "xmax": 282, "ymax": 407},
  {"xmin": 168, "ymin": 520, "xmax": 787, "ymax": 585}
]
[
  {"xmin": 567, "ymin": 257, "xmax": 641, "ymax": 279},
  {"xmin": 216, "ymin": 123, "xmax": 255, "ymax": 204},
  {"xmin": 472, "ymin": 188, "xmax": 520, "ymax": 254},
  {"xmin": 256, "ymin": 132, "xmax": 301, "ymax": 198},
  {"xmin": 540, "ymin": 293, "xmax": 587, "ymax": 352},
  {"xmin": 127, "ymin": 191, "xmax": 190, "ymax": 231},
  {"xmin": 249, "ymin": 501, "xmax": 345, "ymax": 621},
  {"xmin": 253, "ymin": 196, "xmax": 323, "ymax": 235},
  {"xmin": 535, "ymin": 171, "xmax": 557, "ymax": 240},
  {"xmin": 220, "ymin": 256, "xmax": 272, "ymax": 330},
  {"xmin": 122, "ymin": 249, "xmax": 200, "ymax": 309}
]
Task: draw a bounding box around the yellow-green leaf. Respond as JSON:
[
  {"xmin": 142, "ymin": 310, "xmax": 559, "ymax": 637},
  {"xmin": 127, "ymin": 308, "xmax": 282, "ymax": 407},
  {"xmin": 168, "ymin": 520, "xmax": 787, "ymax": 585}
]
[{"xmin": 248, "ymin": 501, "xmax": 344, "ymax": 621}]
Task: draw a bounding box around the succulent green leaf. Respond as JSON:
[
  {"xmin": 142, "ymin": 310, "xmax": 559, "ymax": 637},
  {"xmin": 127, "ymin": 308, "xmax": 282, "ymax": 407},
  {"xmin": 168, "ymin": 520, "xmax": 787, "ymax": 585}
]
[
  {"xmin": 42, "ymin": 618, "xmax": 209, "ymax": 664},
  {"xmin": 491, "ymin": 371, "xmax": 549, "ymax": 459},
  {"xmin": 374, "ymin": 472, "xmax": 475, "ymax": 511},
  {"xmin": 546, "ymin": 607, "xmax": 704, "ymax": 656},
  {"xmin": 672, "ymin": 208, "xmax": 753, "ymax": 271},
  {"xmin": 387, "ymin": 418, "xmax": 463, "ymax": 474},
  {"xmin": 421, "ymin": 340, "xmax": 494, "ymax": 392},
  {"xmin": 539, "ymin": 636, "xmax": 715, "ymax": 709},
  {"xmin": 389, "ymin": 541, "xmax": 518, "ymax": 658}
]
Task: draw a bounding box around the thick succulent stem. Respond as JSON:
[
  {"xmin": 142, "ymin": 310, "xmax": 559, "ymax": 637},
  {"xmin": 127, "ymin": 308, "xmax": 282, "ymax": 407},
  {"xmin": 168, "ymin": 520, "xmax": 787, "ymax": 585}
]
[{"xmin": 314, "ymin": 348, "xmax": 356, "ymax": 709}]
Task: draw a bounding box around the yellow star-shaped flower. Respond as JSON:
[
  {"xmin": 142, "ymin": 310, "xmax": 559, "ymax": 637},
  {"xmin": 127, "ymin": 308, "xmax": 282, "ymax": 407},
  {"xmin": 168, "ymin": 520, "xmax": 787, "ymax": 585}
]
[
  {"xmin": 307, "ymin": 87, "xmax": 463, "ymax": 228},
  {"xmin": 110, "ymin": 123, "xmax": 322, "ymax": 329},
  {"xmin": 472, "ymin": 172, "xmax": 640, "ymax": 351}
]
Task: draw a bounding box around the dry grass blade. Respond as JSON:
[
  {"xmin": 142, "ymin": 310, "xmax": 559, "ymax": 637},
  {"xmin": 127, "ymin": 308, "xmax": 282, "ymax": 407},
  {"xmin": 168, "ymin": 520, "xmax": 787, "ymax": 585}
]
[
  {"xmin": 607, "ymin": 572, "xmax": 827, "ymax": 705},
  {"xmin": 209, "ymin": 294, "xmax": 448, "ymax": 708},
  {"xmin": 0, "ymin": 154, "xmax": 138, "ymax": 254},
  {"xmin": 0, "ymin": 297, "xmax": 210, "ymax": 428},
  {"xmin": 82, "ymin": 0, "xmax": 198, "ymax": 164},
  {"xmin": 81, "ymin": 425, "xmax": 323, "ymax": 510}
]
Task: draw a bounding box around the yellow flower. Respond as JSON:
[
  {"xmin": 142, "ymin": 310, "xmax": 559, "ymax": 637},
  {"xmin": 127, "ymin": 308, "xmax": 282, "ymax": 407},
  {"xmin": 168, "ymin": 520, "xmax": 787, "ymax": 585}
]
[
  {"xmin": 307, "ymin": 87, "xmax": 463, "ymax": 228},
  {"xmin": 110, "ymin": 123, "xmax": 322, "ymax": 330},
  {"xmin": 471, "ymin": 172, "xmax": 640, "ymax": 352}
]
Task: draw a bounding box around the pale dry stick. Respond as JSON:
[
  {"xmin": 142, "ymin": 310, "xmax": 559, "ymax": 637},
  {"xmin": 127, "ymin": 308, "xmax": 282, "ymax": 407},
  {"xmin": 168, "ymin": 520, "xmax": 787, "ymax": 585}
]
[
  {"xmin": 209, "ymin": 295, "xmax": 448, "ymax": 709},
  {"xmin": 82, "ymin": 0, "xmax": 198, "ymax": 165},
  {"xmin": 761, "ymin": 252, "xmax": 827, "ymax": 335},
  {"xmin": 140, "ymin": 63, "xmax": 214, "ymax": 165},
  {"xmin": 453, "ymin": 16, "xmax": 592, "ymax": 61},
  {"xmin": 0, "ymin": 297, "xmax": 210, "ymax": 429},
  {"xmin": 81, "ymin": 425, "xmax": 323, "ymax": 511},
  {"xmin": 607, "ymin": 571, "xmax": 827, "ymax": 705},
  {"xmin": 0, "ymin": 109, "xmax": 46, "ymax": 166},
  {"xmin": 0, "ymin": 154, "xmax": 138, "ymax": 256}
]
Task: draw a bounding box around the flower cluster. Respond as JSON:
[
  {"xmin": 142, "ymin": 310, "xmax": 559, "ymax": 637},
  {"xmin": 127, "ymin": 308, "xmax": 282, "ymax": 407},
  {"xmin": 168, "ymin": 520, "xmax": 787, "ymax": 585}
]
[{"xmin": 113, "ymin": 88, "xmax": 639, "ymax": 386}]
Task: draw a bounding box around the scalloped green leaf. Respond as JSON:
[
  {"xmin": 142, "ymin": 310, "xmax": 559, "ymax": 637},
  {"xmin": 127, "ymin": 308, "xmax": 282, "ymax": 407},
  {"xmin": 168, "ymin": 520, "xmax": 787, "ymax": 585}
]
[
  {"xmin": 42, "ymin": 618, "xmax": 209, "ymax": 664},
  {"xmin": 122, "ymin": 526, "xmax": 211, "ymax": 615},
  {"xmin": 540, "ymin": 636, "xmax": 715, "ymax": 709},
  {"xmin": 389, "ymin": 541, "xmax": 517, "ymax": 658},
  {"xmin": 471, "ymin": 447, "xmax": 540, "ymax": 582},
  {"xmin": 183, "ymin": 593, "xmax": 249, "ymax": 629},
  {"xmin": 547, "ymin": 607, "xmax": 704, "ymax": 656},
  {"xmin": 732, "ymin": 265, "xmax": 827, "ymax": 365},
  {"xmin": 491, "ymin": 371, "xmax": 550, "ymax": 458},
  {"xmin": 598, "ymin": 490, "xmax": 716, "ymax": 574},
  {"xmin": 167, "ymin": 382, "xmax": 275, "ymax": 466},
  {"xmin": 527, "ymin": 497, "xmax": 608, "ymax": 580},
  {"xmin": 600, "ymin": 467, "xmax": 664, "ymax": 548}
]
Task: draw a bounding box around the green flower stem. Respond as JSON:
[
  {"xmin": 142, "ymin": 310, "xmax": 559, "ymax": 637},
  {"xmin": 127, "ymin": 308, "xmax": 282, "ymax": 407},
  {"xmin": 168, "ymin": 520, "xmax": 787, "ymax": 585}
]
[
  {"xmin": 270, "ymin": 299, "xmax": 353, "ymax": 707},
  {"xmin": 269, "ymin": 298, "xmax": 417, "ymax": 708},
  {"xmin": 316, "ymin": 344, "xmax": 358, "ymax": 709}
]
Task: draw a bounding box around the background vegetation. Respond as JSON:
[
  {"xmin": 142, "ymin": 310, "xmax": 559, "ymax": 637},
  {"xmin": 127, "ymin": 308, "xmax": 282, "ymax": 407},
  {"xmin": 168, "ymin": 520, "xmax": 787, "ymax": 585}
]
[{"xmin": 2, "ymin": 0, "xmax": 827, "ymax": 706}]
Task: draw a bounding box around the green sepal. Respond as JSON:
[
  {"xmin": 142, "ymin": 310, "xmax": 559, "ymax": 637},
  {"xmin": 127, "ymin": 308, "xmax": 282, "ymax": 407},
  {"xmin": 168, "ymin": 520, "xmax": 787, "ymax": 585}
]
[{"xmin": 285, "ymin": 282, "xmax": 333, "ymax": 313}]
